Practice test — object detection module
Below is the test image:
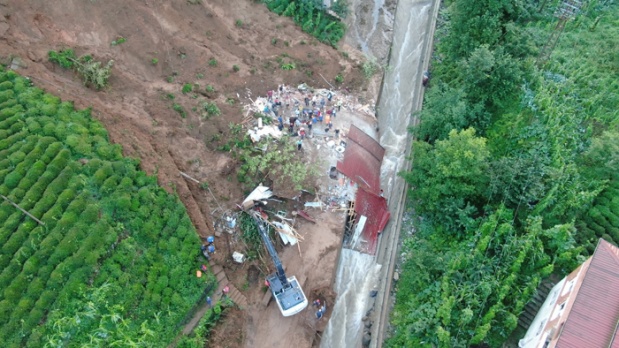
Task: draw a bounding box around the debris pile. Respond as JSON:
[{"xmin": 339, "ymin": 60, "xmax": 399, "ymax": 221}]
[{"xmin": 241, "ymin": 185, "xmax": 304, "ymax": 247}]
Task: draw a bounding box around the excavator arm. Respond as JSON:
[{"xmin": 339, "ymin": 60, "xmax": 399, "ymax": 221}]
[{"xmin": 249, "ymin": 210, "xmax": 308, "ymax": 316}]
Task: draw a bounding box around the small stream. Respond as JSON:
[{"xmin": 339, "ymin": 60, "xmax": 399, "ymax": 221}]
[{"xmin": 354, "ymin": 0, "xmax": 386, "ymax": 55}]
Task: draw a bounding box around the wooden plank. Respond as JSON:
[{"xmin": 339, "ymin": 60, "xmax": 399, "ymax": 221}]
[{"xmin": 261, "ymin": 289, "xmax": 273, "ymax": 307}]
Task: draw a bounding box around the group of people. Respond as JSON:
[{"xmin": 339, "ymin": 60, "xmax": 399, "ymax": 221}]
[
  {"xmin": 313, "ymin": 298, "xmax": 327, "ymax": 320},
  {"xmin": 205, "ymin": 285, "xmax": 229, "ymax": 308},
  {"xmin": 263, "ymin": 85, "xmax": 342, "ymax": 151},
  {"xmin": 200, "ymin": 235, "xmax": 216, "ymax": 260}
]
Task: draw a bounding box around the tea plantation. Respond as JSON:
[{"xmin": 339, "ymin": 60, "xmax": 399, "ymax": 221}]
[{"xmin": 0, "ymin": 68, "xmax": 211, "ymax": 347}]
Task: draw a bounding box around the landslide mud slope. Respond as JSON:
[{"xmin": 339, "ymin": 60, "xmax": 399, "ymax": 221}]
[
  {"xmin": 0, "ymin": 0, "xmax": 364, "ymax": 237},
  {"xmin": 0, "ymin": 1, "xmax": 369, "ymax": 347}
]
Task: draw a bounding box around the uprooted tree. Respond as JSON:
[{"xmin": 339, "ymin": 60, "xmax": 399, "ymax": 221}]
[{"xmin": 48, "ymin": 49, "xmax": 113, "ymax": 90}]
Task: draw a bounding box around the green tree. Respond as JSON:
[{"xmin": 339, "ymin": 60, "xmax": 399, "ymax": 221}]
[
  {"xmin": 387, "ymin": 207, "xmax": 578, "ymax": 348},
  {"xmin": 528, "ymin": 82, "xmax": 602, "ymax": 226},
  {"xmin": 415, "ymin": 83, "xmax": 469, "ymax": 142},
  {"xmin": 402, "ymin": 128, "xmax": 490, "ymax": 232},
  {"xmin": 442, "ymin": 0, "xmax": 532, "ymax": 62},
  {"xmin": 330, "ymin": 0, "xmax": 349, "ymax": 18},
  {"xmin": 459, "ymin": 45, "xmax": 524, "ymax": 117},
  {"xmin": 488, "ymin": 150, "xmax": 548, "ymax": 213}
]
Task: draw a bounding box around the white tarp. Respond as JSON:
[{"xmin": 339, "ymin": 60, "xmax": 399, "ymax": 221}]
[
  {"xmin": 242, "ymin": 185, "xmax": 273, "ymax": 209},
  {"xmin": 248, "ymin": 125, "xmax": 283, "ymax": 142}
]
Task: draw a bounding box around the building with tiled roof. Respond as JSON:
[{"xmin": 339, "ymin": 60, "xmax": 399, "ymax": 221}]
[{"xmin": 519, "ymin": 239, "xmax": 619, "ymax": 348}]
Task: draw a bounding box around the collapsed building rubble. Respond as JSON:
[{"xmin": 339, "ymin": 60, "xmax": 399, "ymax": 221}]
[{"xmin": 235, "ymin": 86, "xmax": 389, "ymax": 255}]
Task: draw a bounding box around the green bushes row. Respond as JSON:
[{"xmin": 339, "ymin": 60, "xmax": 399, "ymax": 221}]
[
  {"xmin": 0, "ymin": 67, "xmax": 208, "ymax": 346},
  {"xmin": 0, "ymin": 113, "xmax": 21, "ymax": 132},
  {"xmin": 0, "ymin": 129, "xmax": 27, "ymax": 151},
  {"xmin": 578, "ymin": 180, "xmax": 619, "ymax": 251}
]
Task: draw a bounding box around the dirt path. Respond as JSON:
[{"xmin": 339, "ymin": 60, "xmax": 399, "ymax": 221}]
[{"xmin": 180, "ymin": 263, "xmax": 247, "ymax": 336}]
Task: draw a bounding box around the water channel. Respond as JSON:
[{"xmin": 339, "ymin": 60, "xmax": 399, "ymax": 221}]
[{"xmin": 320, "ymin": 0, "xmax": 439, "ymax": 346}]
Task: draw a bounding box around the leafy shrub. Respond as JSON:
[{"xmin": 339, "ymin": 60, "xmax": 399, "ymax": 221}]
[
  {"xmin": 362, "ymin": 58, "xmax": 378, "ymax": 79},
  {"xmin": 182, "ymin": 83, "xmax": 193, "ymax": 94},
  {"xmin": 202, "ymin": 102, "xmax": 221, "ymax": 118},
  {"xmin": 173, "ymin": 103, "xmax": 187, "ymax": 118},
  {"xmin": 3, "ymin": 170, "xmax": 21, "ymax": 189},
  {"xmin": 111, "ymin": 36, "xmax": 127, "ymax": 46},
  {"xmin": 0, "ymin": 80, "xmax": 13, "ymax": 91},
  {"xmin": 76, "ymin": 57, "xmax": 114, "ymax": 90},
  {"xmin": 48, "ymin": 49, "xmax": 77, "ymax": 69},
  {"xmin": 281, "ymin": 63, "xmax": 296, "ymax": 70},
  {"xmin": 330, "ymin": 0, "xmax": 349, "ymax": 18}
]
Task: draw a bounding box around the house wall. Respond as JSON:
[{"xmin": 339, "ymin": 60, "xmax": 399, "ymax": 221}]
[{"xmin": 518, "ymin": 258, "xmax": 592, "ymax": 348}]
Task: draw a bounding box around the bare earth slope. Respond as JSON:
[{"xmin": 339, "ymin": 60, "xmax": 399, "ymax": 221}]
[
  {"xmin": 0, "ymin": 0, "xmax": 364, "ymax": 238},
  {"xmin": 0, "ymin": 0, "xmax": 373, "ymax": 347}
]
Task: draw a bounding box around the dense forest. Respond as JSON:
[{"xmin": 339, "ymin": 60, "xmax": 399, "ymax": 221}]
[
  {"xmin": 0, "ymin": 69, "xmax": 214, "ymax": 347},
  {"xmin": 389, "ymin": 0, "xmax": 618, "ymax": 347}
]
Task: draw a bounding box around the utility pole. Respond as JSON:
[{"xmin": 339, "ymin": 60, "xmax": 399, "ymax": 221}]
[{"xmin": 537, "ymin": 0, "xmax": 583, "ymax": 67}]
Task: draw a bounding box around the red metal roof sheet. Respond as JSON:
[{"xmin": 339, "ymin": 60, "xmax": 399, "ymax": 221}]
[
  {"xmin": 555, "ymin": 239, "xmax": 619, "ymax": 348},
  {"xmin": 336, "ymin": 125, "xmax": 384, "ymax": 194},
  {"xmin": 335, "ymin": 125, "xmax": 389, "ymax": 254},
  {"xmin": 353, "ymin": 187, "xmax": 390, "ymax": 255},
  {"xmin": 347, "ymin": 125, "xmax": 385, "ymax": 164}
]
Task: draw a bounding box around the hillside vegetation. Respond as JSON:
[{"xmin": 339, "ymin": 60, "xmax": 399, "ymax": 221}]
[
  {"xmin": 389, "ymin": 0, "xmax": 619, "ymax": 346},
  {"xmin": 0, "ymin": 69, "xmax": 212, "ymax": 347},
  {"xmin": 264, "ymin": 0, "xmax": 347, "ymax": 46}
]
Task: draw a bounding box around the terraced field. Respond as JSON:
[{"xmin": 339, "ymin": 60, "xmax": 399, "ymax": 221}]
[
  {"xmin": 0, "ymin": 68, "xmax": 213, "ymax": 347},
  {"xmin": 576, "ymin": 177, "xmax": 619, "ymax": 253}
]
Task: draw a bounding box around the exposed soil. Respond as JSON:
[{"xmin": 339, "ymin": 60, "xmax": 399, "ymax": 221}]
[
  {"xmin": 0, "ymin": 0, "xmax": 381, "ymax": 347},
  {"xmin": 0, "ymin": 0, "xmax": 368, "ymax": 235},
  {"xmin": 210, "ymin": 307, "xmax": 246, "ymax": 348}
]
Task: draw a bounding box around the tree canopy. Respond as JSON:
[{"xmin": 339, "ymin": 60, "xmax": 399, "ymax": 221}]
[
  {"xmin": 403, "ymin": 128, "xmax": 490, "ymax": 232},
  {"xmin": 392, "ymin": 0, "xmax": 619, "ymax": 346}
]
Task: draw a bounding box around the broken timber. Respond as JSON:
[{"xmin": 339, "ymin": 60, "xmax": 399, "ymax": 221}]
[{"xmin": 1, "ymin": 194, "xmax": 45, "ymax": 226}]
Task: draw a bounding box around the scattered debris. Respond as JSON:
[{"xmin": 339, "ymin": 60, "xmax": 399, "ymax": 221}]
[
  {"xmin": 233, "ymin": 251, "xmax": 246, "ymax": 264},
  {"xmin": 242, "ymin": 185, "xmax": 273, "ymax": 210},
  {"xmin": 272, "ymin": 221, "xmax": 299, "ymax": 245},
  {"xmin": 225, "ymin": 214, "xmax": 237, "ymax": 230},
  {"xmin": 304, "ymin": 201, "xmax": 324, "ymax": 209},
  {"xmin": 248, "ymin": 125, "xmax": 282, "ymax": 142},
  {"xmin": 296, "ymin": 210, "xmax": 316, "ymax": 223}
]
